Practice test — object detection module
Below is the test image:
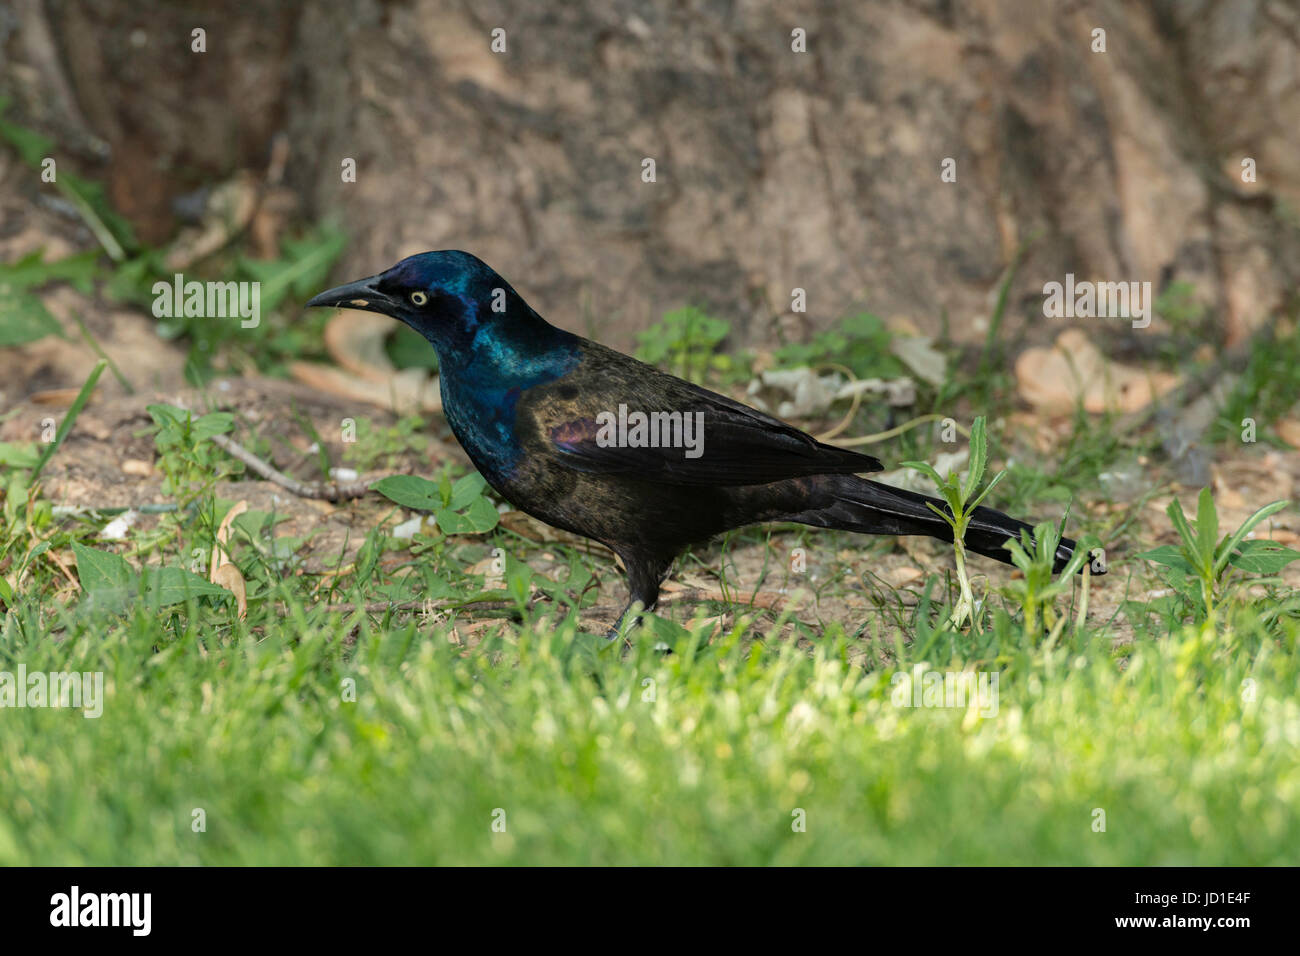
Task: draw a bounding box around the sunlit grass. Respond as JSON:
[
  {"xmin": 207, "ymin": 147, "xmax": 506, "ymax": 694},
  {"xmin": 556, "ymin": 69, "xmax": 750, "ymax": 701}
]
[{"xmin": 0, "ymin": 590, "xmax": 1295, "ymax": 864}]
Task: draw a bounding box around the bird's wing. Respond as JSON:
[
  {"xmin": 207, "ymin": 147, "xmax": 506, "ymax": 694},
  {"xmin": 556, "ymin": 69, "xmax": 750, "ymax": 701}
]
[{"xmin": 517, "ymin": 343, "xmax": 883, "ymax": 487}]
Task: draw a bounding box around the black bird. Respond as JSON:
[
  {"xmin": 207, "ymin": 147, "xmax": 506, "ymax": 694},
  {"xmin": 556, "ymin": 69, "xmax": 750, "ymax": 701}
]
[{"xmin": 308, "ymin": 251, "xmax": 1091, "ymax": 632}]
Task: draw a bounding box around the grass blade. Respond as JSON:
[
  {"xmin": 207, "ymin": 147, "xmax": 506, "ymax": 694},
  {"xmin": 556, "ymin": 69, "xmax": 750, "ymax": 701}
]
[{"xmin": 30, "ymin": 359, "xmax": 106, "ymax": 481}]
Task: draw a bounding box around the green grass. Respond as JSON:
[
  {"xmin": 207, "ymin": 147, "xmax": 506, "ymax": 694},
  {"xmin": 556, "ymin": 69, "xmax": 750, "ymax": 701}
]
[{"xmin": 1, "ymin": 595, "xmax": 1296, "ymax": 865}]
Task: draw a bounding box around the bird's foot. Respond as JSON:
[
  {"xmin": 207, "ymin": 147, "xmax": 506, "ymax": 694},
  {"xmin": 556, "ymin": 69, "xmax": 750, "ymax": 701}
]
[{"xmin": 606, "ymin": 600, "xmax": 648, "ymax": 641}]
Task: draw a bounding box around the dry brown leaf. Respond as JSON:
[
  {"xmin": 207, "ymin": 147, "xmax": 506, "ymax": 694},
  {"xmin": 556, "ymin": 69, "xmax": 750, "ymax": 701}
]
[
  {"xmin": 324, "ymin": 312, "xmax": 401, "ymax": 383},
  {"xmin": 163, "ymin": 172, "xmax": 260, "ymax": 270},
  {"xmin": 497, "ymin": 510, "xmax": 608, "ymax": 553},
  {"xmin": 1006, "ymin": 410, "xmax": 1060, "ymax": 453},
  {"xmin": 881, "ymin": 566, "xmax": 924, "ymax": 588},
  {"xmin": 291, "ymin": 311, "xmax": 444, "ymax": 413},
  {"xmin": 29, "ymin": 387, "xmax": 82, "ymax": 406},
  {"xmin": 247, "ymin": 185, "xmax": 298, "ymax": 259},
  {"xmin": 676, "ymin": 574, "xmax": 719, "ymax": 592},
  {"xmin": 212, "ymin": 563, "xmax": 248, "ymax": 620},
  {"xmin": 1274, "ymin": 418, "xmax": 1300, "ymax": 449},
  {"xmin": 661, "ymin": 587, "xmax": 787, "ymax": 611},
  {"xmin": 288, "ymin": 360, "xmax": 440, "ymax": 414},
  {"xmin": 211, "ymin": 500, "xmax": 249, "ymax": 579},
  {"xmin": 1016, "ymin": 329, "xmax": 1179, "ymax": 414},
  {"xmin": 1212, "ymin": 481, "xmax": 1247, "ymax": 510}
]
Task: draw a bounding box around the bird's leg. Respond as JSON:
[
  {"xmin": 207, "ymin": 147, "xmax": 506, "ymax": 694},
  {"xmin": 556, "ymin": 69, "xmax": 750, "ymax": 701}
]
[
  {"xmin": 605, "ymin": 550, "xmax": 675, "ymax": 641},
  {"xmin": 607, "ymin": 600, "xmax": 647, "ymax": 641}
]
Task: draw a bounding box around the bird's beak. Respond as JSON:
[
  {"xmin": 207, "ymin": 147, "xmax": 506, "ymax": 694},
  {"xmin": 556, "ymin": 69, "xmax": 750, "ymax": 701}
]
[{"xmin": 305, "ymin": 274, "xmax": 395, "ymax": 314}]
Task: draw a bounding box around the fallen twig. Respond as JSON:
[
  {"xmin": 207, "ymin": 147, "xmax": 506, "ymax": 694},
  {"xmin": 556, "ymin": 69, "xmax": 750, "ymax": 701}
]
[
  {"xmin": 659, "ymin": 586, "xmax": 787, "ymax": 611},
  {"xmin": 207, "ymin": 431, "xmax": 381, "ymax": 501},
  {"xmin": 169, "ymin": 398, "xmax": 390, "ymax": 502},
  {"xmin": 43, "ymin": 547, "xmax": 81, "ymax": 592},
  {"xmin": 273, "ymin": 596, "xmax": 518, "ymax": 617}
]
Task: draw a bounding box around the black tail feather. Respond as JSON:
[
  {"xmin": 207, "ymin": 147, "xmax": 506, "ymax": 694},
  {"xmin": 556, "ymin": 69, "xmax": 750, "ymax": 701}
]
[{"xmin": 799, "ymin": 476, "xmax": 1084, "ymax": 573}]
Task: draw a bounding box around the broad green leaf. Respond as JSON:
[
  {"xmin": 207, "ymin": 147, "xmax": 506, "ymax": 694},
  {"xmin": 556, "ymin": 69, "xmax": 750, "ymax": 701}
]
[
  {"xmin": 1164, "ymin": 497, "xmax": 1201, "ymax": 572},
  {"xmin": 1226, "ymin": 539, "xmax": 1300, "ymax": 575},
  {"xmin": 0, "ymin": 104, "xmax": 54, "ymax": 165},
  {"xmin": 506, "ymin": 552, "xmax": 532, "ymax": 605},
  {"xmin": 71, "ymin": 544, "xmax": 227, "ymax": 611},
  {"xmin": 71, "ymin": 542, "xmax": 134, "ymax": 594},
  {"xmin": 0, "ymin": 249, "xmax": 99, "ymax": 292},
  {"xmin": 0, "ymin": 284, "xmax": 64, "ymax": 346},
  {"xmin": 140, "ymin": 567, "xmax": 231, "ymax": 606},
  {"xmin": 191, "ymin": 412, "xmax": 234, "ymax": 441},
  {"xmin": 227, "ymin": 507, "xmax": 292, "ymax": 538},
  {"xmin": 963, "ymin": 416, "xmax": 987, "ymax": 503},
  {"xmin": 447, "ymin": 472, "xmax": 488, "ymax": 511},
  {"xmin": 146, "ymin": 403, "xmax": 188, "ymax": 429},
  {"xmin": 373, "ymin": 475, "xmax": 445, "ymax": 511},
  {"xmin": 1214, "ymin": 499, "xmax": 1289, "ymax": 576},
  {"xmin": 1004, "ymin": 536, "xmax": 1033, "ymax": 573},
  {"xmin": 71, "ymin": 542, "xmax": 136, "ymax": 612},
  {"xmin": 901, "ymin": 460, "xmax": 943, "ymax": 487},
  {"xmin": 1136, "ymin": 545, "xmax": 1195, "ymax": 574},
  {"xmin": 1195, "ymin": 487, "xmax": 1218, "ymax": 572},
  {"xmin": 436, "ymin": 497, "xmax": 499, "ymax": 534},
  {"xmin": 0, "ymin": 442, "xmax": 40, "ymax": 468}
]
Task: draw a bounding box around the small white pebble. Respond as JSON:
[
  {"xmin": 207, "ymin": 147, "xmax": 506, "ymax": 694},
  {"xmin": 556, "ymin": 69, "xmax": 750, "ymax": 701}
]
[
  {"xmin": 101, "ymin": 510, "xmax": 139, "ymax": 540},
  {"xmin": 393, "ymin": 515, "xmax": 425, "ymax": 539}
]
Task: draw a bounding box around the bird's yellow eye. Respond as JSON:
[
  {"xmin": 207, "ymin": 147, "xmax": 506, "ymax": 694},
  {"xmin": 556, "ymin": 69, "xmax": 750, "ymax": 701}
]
[{"xmin": 410, "ymin": 291, "xmax": 428, "ymax": 306}]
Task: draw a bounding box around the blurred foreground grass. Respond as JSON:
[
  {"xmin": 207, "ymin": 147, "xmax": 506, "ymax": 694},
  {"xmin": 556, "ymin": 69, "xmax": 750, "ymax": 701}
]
[{"xmin": 1, "ymin": 594, "xmax": 1295, "ymax": 864}]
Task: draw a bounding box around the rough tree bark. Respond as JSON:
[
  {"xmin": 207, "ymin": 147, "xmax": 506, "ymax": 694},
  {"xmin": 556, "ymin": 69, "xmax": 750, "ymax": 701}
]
[{"xmin": 4, "ymin": 0, "xmax": 1297, "ymax": 350}]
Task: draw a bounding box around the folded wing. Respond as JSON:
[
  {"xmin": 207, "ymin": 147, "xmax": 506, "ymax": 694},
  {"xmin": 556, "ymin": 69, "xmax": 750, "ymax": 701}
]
[{"xmin": 519, "ymin": 343, "xmax": 883, "ymax": 487}]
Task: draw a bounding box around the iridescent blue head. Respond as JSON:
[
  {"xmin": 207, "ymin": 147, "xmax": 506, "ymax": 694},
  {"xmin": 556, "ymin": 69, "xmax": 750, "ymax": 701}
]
[
  {"xmin": 307, "ymin": 251, "xmax": 580, "ymax": 478},
  {"xmin": 306, "ymin": 249, "xmax": 559, "ymax": 356}
]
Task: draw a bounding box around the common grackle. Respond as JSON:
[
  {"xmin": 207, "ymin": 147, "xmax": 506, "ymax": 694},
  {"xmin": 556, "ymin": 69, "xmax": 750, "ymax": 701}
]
[{"xmin": 308, "ymin": 251, "xmax": 1097, "ymax": 633}]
